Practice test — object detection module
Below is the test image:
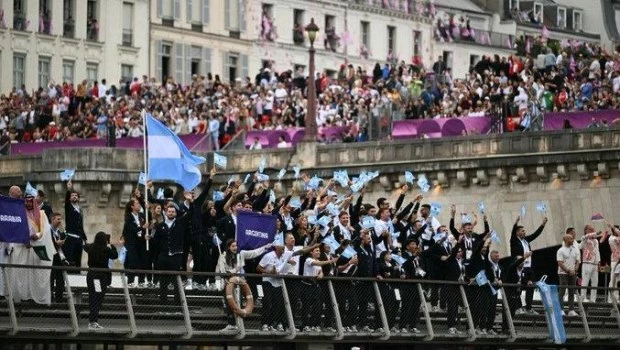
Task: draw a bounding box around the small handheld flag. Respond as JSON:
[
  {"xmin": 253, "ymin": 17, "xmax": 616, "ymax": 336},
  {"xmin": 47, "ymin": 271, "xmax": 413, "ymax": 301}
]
[
  {"xmin": 520, "ymin": 204, "xmax": 527, "ymax": 218},
  {"xmin": 258, "ymin": 156, "xmax": 267, "ymax": 173},
  {"xmin": 293, "ymin": 166, "xmax": 301, "ymax": 179},
  {"xmin": 138, "ymin": 172, "xmax": 147, "ymax": 185},
  {"xmin": 491, "ymin": 230, "xmax": 501, "ymax": 243},
  {"xmin": 405, "ymin": 171, "xmax": 415, "ymax": 184},
  {"xmin": 536, "ymin": 202, "xmax": 547, "ymax": 213},
  {"xmin": 430, "ymin": 202, "xmax": 442, "ymax": 216},
  {"xmin": 213, "ymin": 153, "xmax": 227, "ymax": 169},
  {"xmin": 213, "ymin": 191, "xmax": 225, "ymax": 201},
  {"xmin": 277, "ymin": 168, "xmax": 287, "ymax": 180},
  {"xmin": 477, "ymin": 201, "xmax": 485, "ymax": 214},
  {"xmin": 25, "ymin": 182, "xmax": 38, "ymax": 197},
  {"xmin": 156, "ymin": 188, "xmax": 165, "ymax": 200},
  {"xmin": 60, "ymin": 169, "xmax": 76, "ymax": 181}
]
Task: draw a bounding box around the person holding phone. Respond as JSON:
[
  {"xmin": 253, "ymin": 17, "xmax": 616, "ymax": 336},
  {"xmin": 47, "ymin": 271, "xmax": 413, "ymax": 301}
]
[{"xmin": 84, "ymin": 231, "xmax": 118, "ymax": 330}]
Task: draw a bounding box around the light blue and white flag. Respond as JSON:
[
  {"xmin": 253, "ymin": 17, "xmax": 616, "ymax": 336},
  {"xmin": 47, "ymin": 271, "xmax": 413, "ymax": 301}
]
[
  {"xmin": 138, "ymin": 172, "xmax": 147, "ymax": 185},
  {"xmin": 256, "ymin": 173, "xmax": 269, "ymax": 182},
  {"xmin": 146, "ymin": 114, "xmax": 205, "ymax": 191},
  {"xmin": 60, "ymin": 169, "xmax": 75, "ymax": 181},
  {"xmin": 326, "ymin": 203, "xmax": 340, "ymax": 216},
  {"xmin": 307, "ymin": 176, "xmax": 322, "ymax": 190},
  {"xmin": 277, "ymin": 168, "xmax": 287, "ymax": 180},
  {"xmin": 317, "ymin": 215, "xmax": 332, "ymax": 227},
  {"xmin": 404, "ymin": 171, "xmax": 415, "ymax": 184},
  {"xmin": 520, "ymin": 204, "xmax": 527, "ymax": 218},
  {"xmin": 433, "ymin": 232, "xmax": 445, "ymax": 242},
  {"xmin": 213, "ymin": 191, "xmax": 225, "ymax": 201},
  {"xmin": 333, "ymin": 170, "xmax": 349, "ymax": 187},
  {"xmin": 156, "ymin": 188, "xmax": 165, "ymax": 200},
  {"xmin": 341, "ymin": 246, "xmax": 356, "ymax": 258},
  {"xmin": 392, "ymin": 254, "xmax": 407, "ymax": 265},
  {"xmin": 461, "ymin": 214, "xmax": 472, "ymax": 224},
  {"xmin": 477, "ymin": 201, "xmax": 486, "ymax": 214},
  {"xmin": 536, "ymin": 279, "xmax": 566, "ymax": 344},
  {"xmin": 258, "ymin": 156, "xmax": 267, "ymax": 173},
  {"xmin": 361, "ymin": 216, "xmax": 375, "ymax": 229},
  {"xmin": 244, "ymin": 173, "xmax": 251, "ymax": 184},
  {"xmin": 351, "ymin": 181, "xmax": 364, "ymax": 193},
  {"xmin": 322, "ymin": 235, "xmax": 341, "ymax": 252},
  {"xmin": 288, "ymin": 197, "xmax": 302, "ymax": 209},
  {"xmin": 25, "ymin": 182, "xmax": 38, "ymax": 197},
  {"xmin": 490, "ymin": 229, "xmax": 501, "ymax": 243},
  {"xmin": 307, "ymin": 215, "xmax": 318, "ymax": 225},
  {"xmin": 293, "ymin": 166, "xmax": 301, "ymax": 179},
  {"xmin": 417, "ymin": 175, "xmax": 430, "ymax": 193},
  {"xmin": 269, "ymin": 190, "xmax": 276, "ymax": 204},
  {"xmin": 536, "ymin": 202, "xmax": 547, "ymax": 213},
  {"xmin": 430, "ymin": 202, "xmax": 442, "ymax": 216},
  {"xmin": 273, "ymin": 232, "xmax": 284, "ymax": 246},
  {"xmin": 213, "ymin": 153, "xmax": 227, "ymax": 169},
  {"xmin": 475, "ymin": 270, "xmax": 489, "ymax": 286},
  {"xmin": 213, "ymin": 234, "xmax": 223, "ymax": 247}
]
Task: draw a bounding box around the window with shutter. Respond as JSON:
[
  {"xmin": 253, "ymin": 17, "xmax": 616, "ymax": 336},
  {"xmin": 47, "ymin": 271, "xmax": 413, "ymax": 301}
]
[
  {"xmin": 185, "ymin": 44, "xmax": 192, "ymax": 84},
  {"xmin": 175, "ymin": 43, "xmax": 184, "ymax": 84},
  {"xmin": 157, "ymin": 0, "xmax": 163, "ymax": 18},
  {"xmin": 222, "ymin": 52, "xmax": 230, "ymax": 83},
  {"xmin": 202, "ymin": 0, "xmax": 210, "ymax": 25},
  {"xmin": 204, "ymin": 47, "xmax": 212, "ymax": 76},
  {"xmin": 224, "ymin": 0, "xmax": 230, "ymax": 29},
  {"xmin": 239, "ymin": 0, "xmax": 246, "ymax": 32},
  {"xmin": 241, "ymin": 55, "xmax": 249, "ymax": 80},
  {"xmin": 156, "ymin": 40, "xmax": 163, "ymax": 83},
  {"xmin": 173, "ymin": 0, "xmax": 180, "ymax": 20},
  {"xmin": 186, "ymin": 0, "xmax": 192, "ymax": 23}
]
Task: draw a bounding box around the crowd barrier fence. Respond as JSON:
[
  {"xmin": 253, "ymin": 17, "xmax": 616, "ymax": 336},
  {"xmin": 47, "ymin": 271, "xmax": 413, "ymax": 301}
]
[{"xmin": 1, "ymin": 263, "xmax": 619, "ymax": 344}]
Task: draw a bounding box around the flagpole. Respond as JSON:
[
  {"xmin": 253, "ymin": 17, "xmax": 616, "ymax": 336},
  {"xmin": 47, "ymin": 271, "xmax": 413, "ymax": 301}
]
[{"xmin": 143, "ymin": 110, "xmax": 150, "ymax": 251}]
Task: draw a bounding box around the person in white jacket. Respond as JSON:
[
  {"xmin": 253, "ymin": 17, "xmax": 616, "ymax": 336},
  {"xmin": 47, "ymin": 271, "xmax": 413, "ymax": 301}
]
[{"xmin": 216, "ymin": 239, "xmax": 272, "ymax": 330}]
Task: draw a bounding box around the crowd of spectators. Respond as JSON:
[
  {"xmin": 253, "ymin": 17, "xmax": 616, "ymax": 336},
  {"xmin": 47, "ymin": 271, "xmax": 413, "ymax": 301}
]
[{"xmin": 0, "ymin": 38, "xmax": 619, "ymax": 153}]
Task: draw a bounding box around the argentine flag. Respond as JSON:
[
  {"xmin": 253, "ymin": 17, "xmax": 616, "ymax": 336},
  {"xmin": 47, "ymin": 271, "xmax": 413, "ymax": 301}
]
[{"xmin": 146, "ymin": 114, "xmax": 205, "ymax": 190}]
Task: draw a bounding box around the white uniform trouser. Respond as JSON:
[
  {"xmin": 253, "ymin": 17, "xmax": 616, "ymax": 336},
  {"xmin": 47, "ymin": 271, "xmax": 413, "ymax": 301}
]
[
  {"xmin": 581, "ymin": 262, "xmax": 599, "ymax": 301},
  {"xmin": 609, "ymin": 261, "xmax": 618, "ymax": 302}
]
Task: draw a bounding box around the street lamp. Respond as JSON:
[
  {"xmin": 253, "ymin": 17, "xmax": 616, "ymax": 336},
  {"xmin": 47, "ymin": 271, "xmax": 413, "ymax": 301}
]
[{"xmin": 303, "ymin": 18, "xmax": 319, "ymax": 142}]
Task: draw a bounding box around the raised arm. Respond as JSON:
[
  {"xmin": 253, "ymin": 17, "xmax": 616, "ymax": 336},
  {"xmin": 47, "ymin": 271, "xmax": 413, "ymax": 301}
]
[{"xmin": 525, "ymin": 217, "xmax": 547, "ymax": 243}]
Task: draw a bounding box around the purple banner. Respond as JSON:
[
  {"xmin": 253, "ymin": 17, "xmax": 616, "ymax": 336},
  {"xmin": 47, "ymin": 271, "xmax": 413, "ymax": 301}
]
[
  {"xmin": 543, "ymin": 110, "xmax": 620, "ymax": 130},
  {"xmin": 10, "ymin": 134, "xmax": 206, "ymax": 156},
  {"xmin": 0, "ymin": 196, "xmax": 30, "ymax": 244},
  {"xmin": 392, "ymin": 116, "xmax": 492, "ymax": 139},
  {"xmin": 235, "ymin": 210, "xmax": 277, "ymax": 250}
]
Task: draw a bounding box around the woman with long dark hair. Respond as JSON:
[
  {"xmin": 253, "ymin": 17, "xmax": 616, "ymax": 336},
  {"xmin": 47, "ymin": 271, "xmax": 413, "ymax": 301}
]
[
  {"xmin": 216, "ymin": 239, "xmax": 272, "ymax": 331},
  {"xmin": 122, "ymin": 198, "xmax": 147, "ymax": 287},
  {"xmin": 84, "ymin": 231, "xmax": 118, "ymax": 330}
]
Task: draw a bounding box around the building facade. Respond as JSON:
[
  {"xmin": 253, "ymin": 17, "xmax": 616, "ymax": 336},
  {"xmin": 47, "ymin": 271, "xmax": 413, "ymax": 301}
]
[{"xmin": 0, "ymin": 0, "xmax": 149, "ymax": 93}]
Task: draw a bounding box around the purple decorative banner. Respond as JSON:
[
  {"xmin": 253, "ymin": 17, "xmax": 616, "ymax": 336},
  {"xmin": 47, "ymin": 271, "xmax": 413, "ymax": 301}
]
[
  {"xmin": 235, "ymin": 210, "xmax": 277, "ymax": 250},
  {"xmin": 0, "ymin": 196, "xmax": 30, "ymax": 244},
  {"xmin": 543, "ymin": 110, "xmax": 620, "ymax": 130},
  {"xmin": 10, "ymin": 134, "xmax": 207, "ymax": 156}
]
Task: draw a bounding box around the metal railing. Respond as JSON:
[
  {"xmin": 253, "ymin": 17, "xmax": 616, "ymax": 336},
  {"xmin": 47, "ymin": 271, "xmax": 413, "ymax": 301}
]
[{"xmin": 1, "ymin": 263, "xmax": 619, "ymax": 344}]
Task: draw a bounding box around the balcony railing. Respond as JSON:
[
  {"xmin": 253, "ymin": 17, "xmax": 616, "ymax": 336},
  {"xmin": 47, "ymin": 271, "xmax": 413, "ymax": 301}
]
[
  {"xmin": 293, "ymin": 28, "xmax": 304, "ymax": 46},
  {"xmin": 1, "ymin": 263, "xmax": 619, "ymax": 344},
  {"xmin": 63, "ymin": 21, "xmax": 75, "ymax": 38},
  {"xmin": 87, "ymin": 19, "xmax": 99, "ymax": 41},
  {"xmin": 434, "ymin": 27, "xmax": 516, "ymax": 50},
  {"xmin": 122, "ymin": 29, "xmax": 133, "ymax": 46},
  {"xmin": 13, "ymin": 15, "xmax": 28, "ymax": 31}
]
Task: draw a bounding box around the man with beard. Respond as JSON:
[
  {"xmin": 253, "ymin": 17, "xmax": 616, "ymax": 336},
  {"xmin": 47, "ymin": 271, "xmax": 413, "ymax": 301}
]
[
  {"xmin": 2, "ymin": 188, "xmax": 56, "ymax": 304},
  {"xmin": 64, "ymin": 180, "xmax": 87, "ymax": 269}
]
